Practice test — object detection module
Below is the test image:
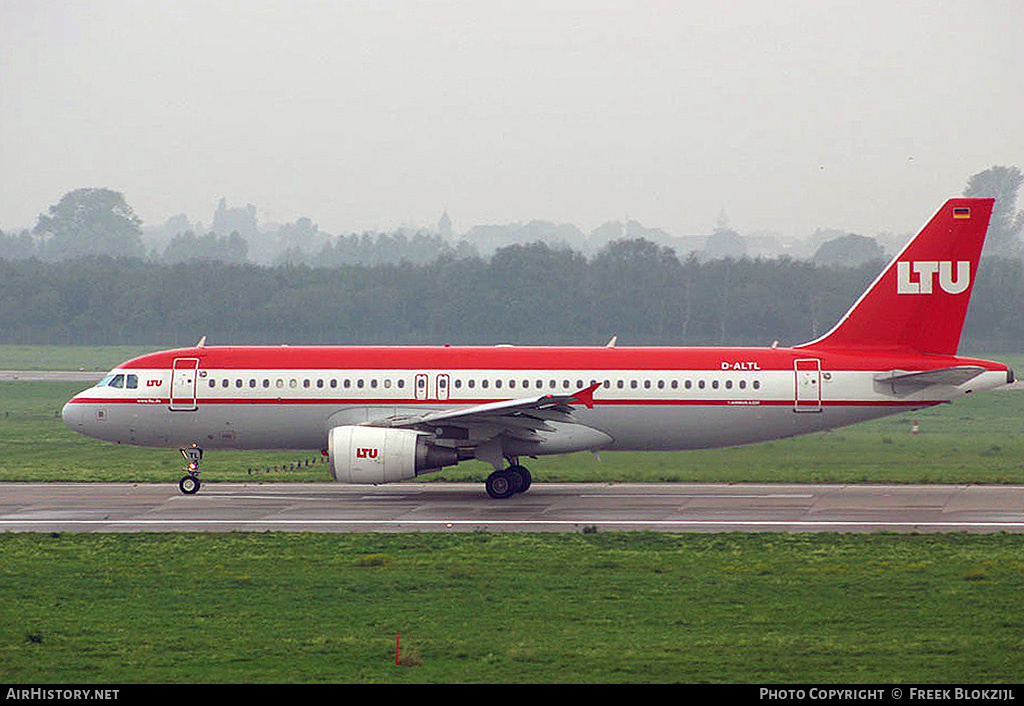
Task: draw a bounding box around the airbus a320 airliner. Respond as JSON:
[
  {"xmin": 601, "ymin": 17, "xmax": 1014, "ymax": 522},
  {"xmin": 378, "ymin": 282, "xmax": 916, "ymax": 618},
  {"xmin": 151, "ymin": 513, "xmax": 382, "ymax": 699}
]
[{"xmin": 62, "ymin": 198, "xmax": 1013, "ymax": 498}]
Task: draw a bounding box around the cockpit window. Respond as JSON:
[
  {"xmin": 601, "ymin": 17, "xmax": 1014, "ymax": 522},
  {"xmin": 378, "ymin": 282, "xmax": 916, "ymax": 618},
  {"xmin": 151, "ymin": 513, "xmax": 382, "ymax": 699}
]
[
  {"xmin": 126, "ymin": 374, "xmax": 138, "ymax": 389},
  {"xmin": 99, "ymin": 373, "xmax": 116, "ymax": 387},
  {"xmin": 109, "ymin": 374, "xmax": 125, "ymax": 389}
]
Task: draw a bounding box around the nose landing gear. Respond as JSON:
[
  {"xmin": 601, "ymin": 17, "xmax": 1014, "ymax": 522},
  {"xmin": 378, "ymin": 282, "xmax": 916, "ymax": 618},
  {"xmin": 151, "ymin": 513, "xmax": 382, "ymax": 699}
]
[{"xmin": 178, "ymin": 445, "xmax": 203, "ymax": 495}]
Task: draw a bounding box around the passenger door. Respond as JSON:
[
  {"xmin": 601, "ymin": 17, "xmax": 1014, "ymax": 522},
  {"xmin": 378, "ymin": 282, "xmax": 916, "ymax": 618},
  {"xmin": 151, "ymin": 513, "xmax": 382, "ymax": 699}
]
[
  {"xmin": 794, "ymin": 358, "xmax": 822, "ymax": 413},
  {"xmin": 169, "ymin": 358, "xmax": 199, "ymax": 411}
]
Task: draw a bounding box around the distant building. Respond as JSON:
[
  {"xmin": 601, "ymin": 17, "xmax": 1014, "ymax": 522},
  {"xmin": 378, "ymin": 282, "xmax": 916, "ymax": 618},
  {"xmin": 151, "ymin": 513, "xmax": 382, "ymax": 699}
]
[
  {"xmin": 212, "ymin": 198, "xmax": 258, "ymax": 240},
  {"xmin": 438, "ymin": 210, "xmax": 453, "ymax": 239}
]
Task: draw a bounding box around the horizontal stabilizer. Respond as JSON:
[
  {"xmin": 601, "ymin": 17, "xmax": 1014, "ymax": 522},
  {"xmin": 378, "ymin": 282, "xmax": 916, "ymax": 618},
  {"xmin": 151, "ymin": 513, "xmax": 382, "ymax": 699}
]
[{"xmin": 874, "ymin": 366, "xmax": 985, "ymax": 394}]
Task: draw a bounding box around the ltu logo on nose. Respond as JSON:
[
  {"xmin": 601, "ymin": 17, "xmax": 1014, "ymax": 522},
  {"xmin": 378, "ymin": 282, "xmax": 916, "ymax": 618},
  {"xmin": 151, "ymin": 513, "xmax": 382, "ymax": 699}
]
[{"xmin": 896, "ymin": 261, "xmax": 970, "ymax": 295}]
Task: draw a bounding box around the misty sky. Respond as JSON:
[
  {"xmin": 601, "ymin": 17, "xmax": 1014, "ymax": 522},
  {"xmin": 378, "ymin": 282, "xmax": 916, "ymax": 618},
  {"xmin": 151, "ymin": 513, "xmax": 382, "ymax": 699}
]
[{"xmin": 2, "ymin": 0, "xmax": 1023, "ymax": 240}]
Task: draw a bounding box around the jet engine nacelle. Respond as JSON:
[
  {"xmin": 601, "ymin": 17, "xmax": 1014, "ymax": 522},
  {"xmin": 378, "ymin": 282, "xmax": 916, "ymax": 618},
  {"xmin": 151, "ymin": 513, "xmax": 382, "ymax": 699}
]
[{"xmin": 328, "ymin": 425, "xmax": 458, "ymax": 484}]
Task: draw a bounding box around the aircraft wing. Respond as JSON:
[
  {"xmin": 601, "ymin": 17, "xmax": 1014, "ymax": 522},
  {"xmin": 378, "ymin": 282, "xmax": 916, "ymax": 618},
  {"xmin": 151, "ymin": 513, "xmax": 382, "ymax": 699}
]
[
  {"xmin": 366, "ymin": 382, "xmax": 602, "ymax": 442},
  {"xmin": 874, "ymin": 366, "xmax": 986, "ymax": 394}
]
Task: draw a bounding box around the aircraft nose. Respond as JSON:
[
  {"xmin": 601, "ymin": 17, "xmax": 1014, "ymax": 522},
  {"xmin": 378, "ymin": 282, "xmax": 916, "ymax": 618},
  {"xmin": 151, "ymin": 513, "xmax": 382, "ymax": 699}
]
[{"xmin": 62, "ymin": 401, "xmax": 83, "ymax": 430}]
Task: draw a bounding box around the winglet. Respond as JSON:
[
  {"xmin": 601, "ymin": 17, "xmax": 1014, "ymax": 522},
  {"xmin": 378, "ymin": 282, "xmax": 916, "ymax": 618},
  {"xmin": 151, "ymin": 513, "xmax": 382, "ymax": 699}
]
[{"xmin": 571, "ymin": 382, "xmax": 602, "ymax": 409}]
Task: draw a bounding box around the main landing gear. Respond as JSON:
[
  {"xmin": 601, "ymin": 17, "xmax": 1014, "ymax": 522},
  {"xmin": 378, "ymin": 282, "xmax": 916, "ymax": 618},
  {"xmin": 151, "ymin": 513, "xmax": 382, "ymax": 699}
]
[
  {"xmin": 485, "ymin": 463, "xmax": 532, "ymax": 500},
  {"xmin": 178, "ymin": 444, "xmax": 203, "ymax": 495}
]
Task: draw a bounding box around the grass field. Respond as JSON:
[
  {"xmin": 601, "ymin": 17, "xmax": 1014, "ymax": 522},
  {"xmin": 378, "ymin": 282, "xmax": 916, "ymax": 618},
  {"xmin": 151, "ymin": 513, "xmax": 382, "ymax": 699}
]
[
  {"xmin": 0, "ymin": 345, "xmax": 157, "ymax": 372},
  {"xmin": 2, "ymin": 532, "xmax": 1024, "ymax": 683}
]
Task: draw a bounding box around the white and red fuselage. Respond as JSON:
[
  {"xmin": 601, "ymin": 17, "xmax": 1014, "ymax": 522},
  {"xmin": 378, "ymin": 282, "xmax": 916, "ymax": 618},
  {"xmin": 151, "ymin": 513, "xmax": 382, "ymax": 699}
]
[
  {"xmin": 60, "ymin": 344, "xmax": 1011, "ymax": 452},
  {"xmin": 61, "ymin": 198, "xmax": 1014, "ymax": 496}
]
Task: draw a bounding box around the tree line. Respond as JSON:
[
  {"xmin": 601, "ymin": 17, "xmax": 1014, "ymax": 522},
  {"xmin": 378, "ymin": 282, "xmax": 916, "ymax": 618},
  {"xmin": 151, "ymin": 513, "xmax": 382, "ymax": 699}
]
[
  {"xmin": 5, "ymin": 165, "xmax": 1020, "ymax": 267},
  {"xmin": 2, "ymin": 240, "xmax": 1022, "ymax": 351}
]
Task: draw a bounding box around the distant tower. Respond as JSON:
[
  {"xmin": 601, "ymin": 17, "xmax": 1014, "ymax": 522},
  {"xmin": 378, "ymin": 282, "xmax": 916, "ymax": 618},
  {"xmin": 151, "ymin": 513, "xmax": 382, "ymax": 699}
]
[{"xmin": 438, "ymin": 209, "xmax": 453, "ymax": 239}]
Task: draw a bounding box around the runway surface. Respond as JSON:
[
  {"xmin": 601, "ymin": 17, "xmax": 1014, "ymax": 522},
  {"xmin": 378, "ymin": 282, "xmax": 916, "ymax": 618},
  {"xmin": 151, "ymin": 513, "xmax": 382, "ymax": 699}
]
[{"xmin": 2, "ymin": 482, "xmax": 1023, "ymax": 533}]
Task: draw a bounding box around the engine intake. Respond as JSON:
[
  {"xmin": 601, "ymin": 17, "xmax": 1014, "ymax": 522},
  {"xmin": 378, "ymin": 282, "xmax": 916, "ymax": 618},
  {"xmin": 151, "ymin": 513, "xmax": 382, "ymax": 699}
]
[{"xmin": 328, "ymin": 425, "xmax": 458, "ymax": 484}]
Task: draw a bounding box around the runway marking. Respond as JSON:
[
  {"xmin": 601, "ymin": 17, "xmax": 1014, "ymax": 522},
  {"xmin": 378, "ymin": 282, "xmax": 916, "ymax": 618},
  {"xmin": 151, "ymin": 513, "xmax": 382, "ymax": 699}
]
[
  {"xmin": 190, "ymin": 492, "xmax": 820, "ymax": 502},
  {"xmin": 585, "ymin": 493, "xmax": 816, "ymax": 499}
]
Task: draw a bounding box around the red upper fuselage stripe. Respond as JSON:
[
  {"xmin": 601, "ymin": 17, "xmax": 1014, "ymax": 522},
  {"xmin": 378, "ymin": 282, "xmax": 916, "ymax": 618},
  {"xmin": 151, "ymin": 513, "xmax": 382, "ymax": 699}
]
[{"xmin": 117, "ymin": 346, "xmax": 1008, "ymax": 374}]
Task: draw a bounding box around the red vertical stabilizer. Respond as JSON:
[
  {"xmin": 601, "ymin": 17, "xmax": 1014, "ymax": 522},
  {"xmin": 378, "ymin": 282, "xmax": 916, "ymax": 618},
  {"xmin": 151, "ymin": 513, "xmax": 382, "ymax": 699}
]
[{"xmin": 798, "ymin": 198, "xmax": 995, "ymax": 355}]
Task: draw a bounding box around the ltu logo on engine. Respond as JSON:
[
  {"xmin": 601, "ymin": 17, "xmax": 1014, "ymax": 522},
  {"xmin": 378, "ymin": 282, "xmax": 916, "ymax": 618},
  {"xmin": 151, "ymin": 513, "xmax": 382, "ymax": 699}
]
[
  {"xmin": 896, "ymin": 261, "xmax": 970, "ymax": 295},
  {"xmin": 355, "ymin": 447, "xmax": 379, "ymax": 459}
]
